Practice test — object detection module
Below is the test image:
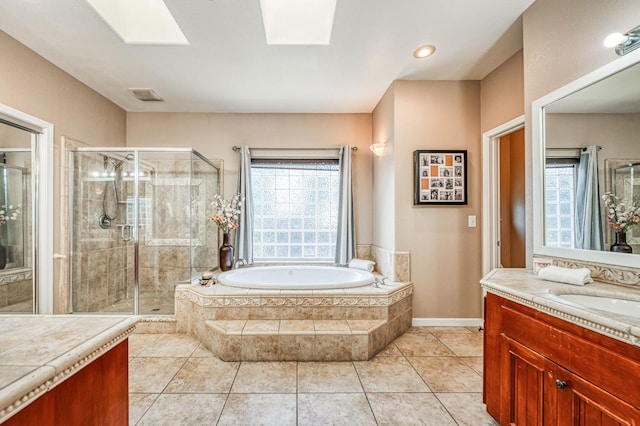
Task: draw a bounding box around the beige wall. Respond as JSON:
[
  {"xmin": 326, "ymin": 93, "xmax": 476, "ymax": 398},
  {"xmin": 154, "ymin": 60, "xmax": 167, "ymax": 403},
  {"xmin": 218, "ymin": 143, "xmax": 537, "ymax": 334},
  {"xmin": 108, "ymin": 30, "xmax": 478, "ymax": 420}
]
[
  {"xmin": 371, "ymin": 80, "xmax": 483, "ymax": 318},
  {"xmin": 522, "ymin": 0, "xmax": 640, "ymax": 262},
  {"xmin": 0, "ymin": 31, "xmax": 126, "ymax": 147},
  {"xmin": 480, "ymin": 49, "xmax": 524, "ymax": 133},
  {"xmin": 126, "ymin": 112, "xmax": 374, "ymax": 245},
  {"xmin": 371, "ymin": 84, "xmax": 396, "ymax": 250},
  {"xmin": 0, "ymin": 30, "xmax": 126, "ymax": 311}
]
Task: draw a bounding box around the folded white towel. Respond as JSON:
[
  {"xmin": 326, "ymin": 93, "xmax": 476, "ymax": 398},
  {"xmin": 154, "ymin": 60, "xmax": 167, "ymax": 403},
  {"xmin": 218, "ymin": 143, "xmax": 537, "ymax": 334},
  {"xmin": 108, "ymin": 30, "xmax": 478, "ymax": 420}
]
[
  {"xmin": 538, "ymin": 265, "xmax": 593, "ymax": 286},
  {"xmin": 348, "ymin": 258, "xmax": 375, "ymax": 272}
]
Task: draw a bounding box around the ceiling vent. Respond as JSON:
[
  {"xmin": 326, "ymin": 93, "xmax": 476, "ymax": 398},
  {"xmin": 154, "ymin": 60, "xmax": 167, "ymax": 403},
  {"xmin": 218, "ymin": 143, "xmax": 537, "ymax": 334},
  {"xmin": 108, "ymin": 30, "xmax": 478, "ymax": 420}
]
[{"xmin": 129, "ymin": 88, "xmax": 164, "ymax": 102}]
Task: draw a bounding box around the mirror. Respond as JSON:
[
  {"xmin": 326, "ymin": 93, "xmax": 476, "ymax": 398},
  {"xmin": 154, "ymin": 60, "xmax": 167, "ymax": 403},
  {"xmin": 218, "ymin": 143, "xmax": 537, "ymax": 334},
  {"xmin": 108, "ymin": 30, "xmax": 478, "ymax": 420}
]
[
  {"xmin": 0, "ymin": 121, "xmax": 33, "ymax": 313},
  {"xmin": 532, "ymin": 52, "xmax": 640, "ymax": 269}
]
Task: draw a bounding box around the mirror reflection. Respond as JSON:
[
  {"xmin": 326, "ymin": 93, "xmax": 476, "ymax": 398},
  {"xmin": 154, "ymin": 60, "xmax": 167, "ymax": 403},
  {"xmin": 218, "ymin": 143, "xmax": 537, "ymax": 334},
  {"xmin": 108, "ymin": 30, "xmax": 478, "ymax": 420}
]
[
  {"xmin": 543, "ymin": 62, "xmax": 640, "ymax": 255},
  {"xmin": 0, "ymin": 121, "xmax": 33, "ymax": 313}
]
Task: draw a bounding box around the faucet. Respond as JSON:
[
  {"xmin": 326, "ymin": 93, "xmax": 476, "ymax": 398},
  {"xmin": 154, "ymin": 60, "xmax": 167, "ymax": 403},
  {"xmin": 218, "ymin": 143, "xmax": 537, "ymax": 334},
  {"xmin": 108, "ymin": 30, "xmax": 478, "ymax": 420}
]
[{"xmin": 233, "ymin": 258, "xmax": 247, "ymax": 269}]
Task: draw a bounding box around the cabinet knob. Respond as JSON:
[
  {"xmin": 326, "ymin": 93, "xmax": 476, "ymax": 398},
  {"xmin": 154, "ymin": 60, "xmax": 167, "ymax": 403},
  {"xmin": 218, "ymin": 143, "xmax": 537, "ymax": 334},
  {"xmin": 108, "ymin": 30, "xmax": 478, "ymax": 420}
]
[{"xmin": 555, "ymin": 379, "xmax": 567, "ymax": 389}]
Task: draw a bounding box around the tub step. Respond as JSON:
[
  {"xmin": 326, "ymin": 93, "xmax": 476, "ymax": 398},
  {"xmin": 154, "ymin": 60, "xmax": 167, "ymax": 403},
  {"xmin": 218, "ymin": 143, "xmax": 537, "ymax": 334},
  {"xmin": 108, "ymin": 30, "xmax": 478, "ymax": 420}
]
[{"xmin": 203, "ymin": 319, "xmax": 390, "ymax": 361}]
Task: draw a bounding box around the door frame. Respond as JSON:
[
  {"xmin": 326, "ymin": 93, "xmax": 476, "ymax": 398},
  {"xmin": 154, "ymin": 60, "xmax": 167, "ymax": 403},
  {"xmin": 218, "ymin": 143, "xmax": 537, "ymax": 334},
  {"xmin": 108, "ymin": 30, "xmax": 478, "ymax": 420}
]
[
  {"xmin": 0, "ymin": 103, "xmax": 54, "ymax": 314},
  {"xmin": 482, "ymin": 115, "xmax": 525, "ymax": 275}
]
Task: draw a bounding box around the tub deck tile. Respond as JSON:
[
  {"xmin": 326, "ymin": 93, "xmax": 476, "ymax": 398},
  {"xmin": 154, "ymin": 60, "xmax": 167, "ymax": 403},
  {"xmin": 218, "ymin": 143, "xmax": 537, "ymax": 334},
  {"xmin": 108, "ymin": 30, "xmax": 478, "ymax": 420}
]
[
  {"xmin": 243, "ymin": 320, "xmax": 280, "ymax": 334},
  {"xmin": 280, "ymin": 320, "xmax": 315, "ymax": 334},
  {"xmin": 314, "ymin": 320, "xmax": 351, "ymax": 333}
]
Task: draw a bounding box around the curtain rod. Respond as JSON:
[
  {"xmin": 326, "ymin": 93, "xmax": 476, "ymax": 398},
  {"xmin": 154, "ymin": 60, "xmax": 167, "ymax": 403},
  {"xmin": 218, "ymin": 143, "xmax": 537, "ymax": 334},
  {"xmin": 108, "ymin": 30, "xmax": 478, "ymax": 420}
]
[
  {"xmin": 546, "ymin": 145, "xmax": 602, "ymax": 151},
  {"xmin": 232, "ymin": 146, "xmax": 357, "ymax": 152}
]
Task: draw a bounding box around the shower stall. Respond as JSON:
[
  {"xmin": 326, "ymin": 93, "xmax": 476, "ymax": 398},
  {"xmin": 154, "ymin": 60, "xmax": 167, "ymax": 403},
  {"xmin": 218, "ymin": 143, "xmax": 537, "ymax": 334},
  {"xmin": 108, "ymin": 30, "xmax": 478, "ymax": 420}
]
[
  {"xmin": 609, "ymin": 161, "xmax": 640, "ymax": 253},
  {"xmin": 68, "ymin": 148, "xmax": 220, "ymax": 315}
]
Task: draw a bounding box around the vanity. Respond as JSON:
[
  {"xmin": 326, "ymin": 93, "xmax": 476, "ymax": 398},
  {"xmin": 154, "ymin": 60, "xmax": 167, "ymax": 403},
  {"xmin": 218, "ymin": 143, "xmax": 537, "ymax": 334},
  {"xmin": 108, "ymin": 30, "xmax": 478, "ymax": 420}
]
[
  {"xmin": 0, "ymin": 315, "xmax": 138, "ymax": 425},
  {"xmin": 482, "ymin": 268, "xmax": 640, "ymax": 424}
]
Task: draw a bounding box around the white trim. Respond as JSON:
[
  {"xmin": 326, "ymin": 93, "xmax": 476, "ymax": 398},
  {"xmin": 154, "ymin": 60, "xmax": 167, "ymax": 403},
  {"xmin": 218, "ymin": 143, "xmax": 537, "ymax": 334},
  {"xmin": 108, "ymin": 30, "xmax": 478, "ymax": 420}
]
[
  {"xmin": 481, "ymin": 115, "xmax": 525, "ymax": 275},
  {"xmin": 532, "ymin": 49, "xmax": 640, "ymax": 269},
  {"xmin": 0, "ymin": 103, "xmax": 54, "ymax": 314},
  {"xmin": 412, "ymin": 318, "xmax": 483, "ymax": 327}
]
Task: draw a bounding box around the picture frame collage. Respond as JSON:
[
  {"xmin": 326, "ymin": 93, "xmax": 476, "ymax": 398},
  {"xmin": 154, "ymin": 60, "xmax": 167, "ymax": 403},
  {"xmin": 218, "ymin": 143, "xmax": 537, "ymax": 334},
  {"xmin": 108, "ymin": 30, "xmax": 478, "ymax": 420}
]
[{"xmin": 413, "ymin": 150, "xmax": 467, "ymax": 205}]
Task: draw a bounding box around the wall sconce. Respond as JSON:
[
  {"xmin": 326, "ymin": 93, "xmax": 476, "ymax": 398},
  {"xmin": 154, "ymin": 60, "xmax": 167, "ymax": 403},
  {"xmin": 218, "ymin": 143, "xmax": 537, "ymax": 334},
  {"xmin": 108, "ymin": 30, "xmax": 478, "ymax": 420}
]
[
  {"xmin": 369, "ymin": 143, "xmax": 386, "ymax": 156},
  {"xmin": 604, "ymin": 24, "xmax": 640, "ymax": 56}
]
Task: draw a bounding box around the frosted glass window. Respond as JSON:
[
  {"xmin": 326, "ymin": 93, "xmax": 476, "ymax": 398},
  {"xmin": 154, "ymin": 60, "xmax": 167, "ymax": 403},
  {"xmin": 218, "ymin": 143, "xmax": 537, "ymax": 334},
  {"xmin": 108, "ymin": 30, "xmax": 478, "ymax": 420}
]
[
  {"xmin": 251, "ymin": 159, "xmax": 340, "ymax": 261},
  {"xmin": 544, "ymin": 163, "xmax": 577, "ymax": 248}
]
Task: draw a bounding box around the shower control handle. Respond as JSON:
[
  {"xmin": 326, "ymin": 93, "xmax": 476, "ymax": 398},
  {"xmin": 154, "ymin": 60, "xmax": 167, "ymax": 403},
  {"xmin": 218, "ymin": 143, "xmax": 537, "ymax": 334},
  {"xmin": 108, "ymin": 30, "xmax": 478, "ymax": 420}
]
[{"xmin": 117, "ymin": 224, "xmax": 133, "ymax": 242}]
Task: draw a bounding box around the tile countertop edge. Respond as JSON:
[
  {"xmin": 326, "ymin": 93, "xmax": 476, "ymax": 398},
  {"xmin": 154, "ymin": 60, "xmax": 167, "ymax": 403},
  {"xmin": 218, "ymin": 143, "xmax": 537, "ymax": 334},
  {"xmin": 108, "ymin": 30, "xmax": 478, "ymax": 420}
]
[
  {"xmin": 0, "ymin": 316, "xmax": 140, "ymax": 424},
  {"xmin": 480, "ymin": 268, "xmax": 640, "ymax": 347}
]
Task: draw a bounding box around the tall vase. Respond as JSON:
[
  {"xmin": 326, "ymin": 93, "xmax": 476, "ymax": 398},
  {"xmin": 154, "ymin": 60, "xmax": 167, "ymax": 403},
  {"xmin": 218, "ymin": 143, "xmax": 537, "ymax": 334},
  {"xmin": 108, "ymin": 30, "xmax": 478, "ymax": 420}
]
[
  {"xmin": 0, "ymin": 244, "xmax": 6, "ymax": 269},
  {"xmin": 610, "ymin": 232, "xmax": 633, "ymax": 253},
  {"xmin": 219, "ymin": 232, "xmax": 234, "ymax": 271}
]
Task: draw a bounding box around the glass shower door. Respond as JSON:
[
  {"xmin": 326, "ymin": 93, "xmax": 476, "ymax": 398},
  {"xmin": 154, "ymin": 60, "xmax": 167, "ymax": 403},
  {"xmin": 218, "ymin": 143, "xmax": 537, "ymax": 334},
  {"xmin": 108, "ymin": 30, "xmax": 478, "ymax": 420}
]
[
  {"xmin": 69, "ymin": 150, "xmax": 136, "ymax": 314},
  {"xmin": 137, "ymin": 150, "xmax": 193, "ymax": 315}
]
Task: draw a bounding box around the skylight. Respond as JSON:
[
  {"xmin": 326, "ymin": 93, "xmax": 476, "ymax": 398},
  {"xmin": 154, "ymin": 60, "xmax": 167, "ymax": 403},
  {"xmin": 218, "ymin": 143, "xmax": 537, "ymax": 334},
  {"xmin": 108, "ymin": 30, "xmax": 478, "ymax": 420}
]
[
  {"xmin": 259, "ymin": 0, "xmax": 337, "ymax": 45},
  {"xmin": 86, "ymin": 0, "xmax": 188, "ymax": 45}
]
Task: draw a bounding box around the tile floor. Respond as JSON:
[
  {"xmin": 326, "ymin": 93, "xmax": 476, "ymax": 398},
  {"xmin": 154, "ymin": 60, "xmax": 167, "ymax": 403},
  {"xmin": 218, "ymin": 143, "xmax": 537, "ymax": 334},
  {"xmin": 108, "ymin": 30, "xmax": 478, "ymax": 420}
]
[{"xmin": 128, "ymin": 326, "xmax": 498, "ymax": 425}]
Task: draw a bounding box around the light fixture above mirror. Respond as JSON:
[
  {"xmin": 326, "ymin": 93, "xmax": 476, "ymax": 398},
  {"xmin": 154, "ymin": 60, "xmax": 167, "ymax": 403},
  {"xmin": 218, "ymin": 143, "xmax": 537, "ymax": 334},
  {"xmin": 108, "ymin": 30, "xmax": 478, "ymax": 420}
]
[{"xmin": 604, "ymin": 24, "xmax": 640, "ymax": 56}]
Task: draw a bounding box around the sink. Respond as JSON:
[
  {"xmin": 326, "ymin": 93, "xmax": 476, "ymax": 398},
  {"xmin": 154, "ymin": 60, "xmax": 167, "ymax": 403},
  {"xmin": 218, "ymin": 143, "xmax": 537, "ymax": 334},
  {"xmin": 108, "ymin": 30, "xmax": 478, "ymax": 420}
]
[{"xmin": 556, "ymin": 294, "xmax": 640, "ymax": 319}]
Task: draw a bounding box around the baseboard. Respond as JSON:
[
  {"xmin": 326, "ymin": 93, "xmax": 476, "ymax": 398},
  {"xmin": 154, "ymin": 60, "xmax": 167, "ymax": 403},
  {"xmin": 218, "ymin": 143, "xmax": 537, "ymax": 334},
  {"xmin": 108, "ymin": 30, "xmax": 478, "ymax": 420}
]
[{"xmin": 412, "ymin": 318, "xmax": 483, "ymax": 327}]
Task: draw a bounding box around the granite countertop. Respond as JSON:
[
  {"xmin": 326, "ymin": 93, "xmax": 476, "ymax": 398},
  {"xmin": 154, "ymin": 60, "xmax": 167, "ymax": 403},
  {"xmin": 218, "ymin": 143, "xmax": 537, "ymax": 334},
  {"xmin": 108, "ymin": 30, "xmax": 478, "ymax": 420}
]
[
  {"xmin": 481, "ymin": 268, "xmax": 640, "ymax": 346},
  {"xmin": 0, "ymin": 315, "xmax": 139, "ymax": 423}
]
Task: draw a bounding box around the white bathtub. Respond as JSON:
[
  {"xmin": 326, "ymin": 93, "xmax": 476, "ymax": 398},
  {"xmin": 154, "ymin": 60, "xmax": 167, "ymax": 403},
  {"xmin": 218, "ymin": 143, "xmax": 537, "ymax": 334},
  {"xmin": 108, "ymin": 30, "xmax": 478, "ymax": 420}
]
[{"xmin": 216, "ymin": 265, "xmax": 375, "ymax": 290}]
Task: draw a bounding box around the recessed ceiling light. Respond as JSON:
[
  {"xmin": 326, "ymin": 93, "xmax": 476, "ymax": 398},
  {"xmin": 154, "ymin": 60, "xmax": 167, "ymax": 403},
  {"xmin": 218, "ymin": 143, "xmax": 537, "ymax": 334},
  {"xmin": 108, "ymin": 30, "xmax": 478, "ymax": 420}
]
[
  {"xmin": 260, "ymin": 0, "xmax": 337, "ymax": 45},
  {"xmin": 413, "ymin": 45, "xmax": 436, "ymax": 59},
  {"xmin": 86, "ymin": 0, "xmax": 188, "ymax": 45}
]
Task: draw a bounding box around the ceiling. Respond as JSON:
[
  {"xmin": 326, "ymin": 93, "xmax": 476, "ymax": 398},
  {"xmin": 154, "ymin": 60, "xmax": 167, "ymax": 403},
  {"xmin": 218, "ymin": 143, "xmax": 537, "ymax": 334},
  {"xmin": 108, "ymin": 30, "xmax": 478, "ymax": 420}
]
[{"xmin": 0, "ymin": 0, "xmax": 535, "ymax": 113}]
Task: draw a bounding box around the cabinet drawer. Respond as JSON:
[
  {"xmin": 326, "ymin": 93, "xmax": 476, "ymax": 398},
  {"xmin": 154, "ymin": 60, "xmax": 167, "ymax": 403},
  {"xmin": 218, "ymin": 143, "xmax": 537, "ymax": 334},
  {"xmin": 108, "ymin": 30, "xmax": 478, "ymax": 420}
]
[{"xmin": 500, "ymin": 301, "xmax": 640, "ymax": 409}]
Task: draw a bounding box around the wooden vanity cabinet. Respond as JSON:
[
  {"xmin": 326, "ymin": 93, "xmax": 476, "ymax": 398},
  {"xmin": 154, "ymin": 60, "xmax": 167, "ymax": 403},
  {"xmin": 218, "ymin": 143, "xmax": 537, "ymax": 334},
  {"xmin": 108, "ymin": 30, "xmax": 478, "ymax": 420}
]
[{"xmin": 484, "ymin": 293, "xmax": 640, "ymax": 425}]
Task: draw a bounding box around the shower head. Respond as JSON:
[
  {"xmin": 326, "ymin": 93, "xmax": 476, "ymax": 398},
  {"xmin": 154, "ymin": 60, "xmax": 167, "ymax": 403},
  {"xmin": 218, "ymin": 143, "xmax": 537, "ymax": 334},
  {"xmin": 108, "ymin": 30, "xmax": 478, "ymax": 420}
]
[{"xmin": 105, "ymin": 153, "xmax": 134, "ymax": 170}]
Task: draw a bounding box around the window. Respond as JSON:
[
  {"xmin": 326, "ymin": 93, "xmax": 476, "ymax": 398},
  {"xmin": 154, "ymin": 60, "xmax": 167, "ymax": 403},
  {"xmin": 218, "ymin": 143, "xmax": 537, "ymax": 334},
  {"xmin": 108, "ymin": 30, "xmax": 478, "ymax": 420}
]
[
  {"xmin": 251, "ymin": 159, "xmax": 340, "ymax": 261},
  {"xmin": 544, "ymin": 159, "xmax": 578, "ymax": 248}
]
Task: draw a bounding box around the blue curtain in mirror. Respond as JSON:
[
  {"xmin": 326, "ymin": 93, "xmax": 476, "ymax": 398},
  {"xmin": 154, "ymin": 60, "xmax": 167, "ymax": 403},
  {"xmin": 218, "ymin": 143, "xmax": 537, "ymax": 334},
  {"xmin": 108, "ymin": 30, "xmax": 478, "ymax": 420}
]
[{"xmin": 575, "ymin": 145, "xmax": 603, "ymax": 251}]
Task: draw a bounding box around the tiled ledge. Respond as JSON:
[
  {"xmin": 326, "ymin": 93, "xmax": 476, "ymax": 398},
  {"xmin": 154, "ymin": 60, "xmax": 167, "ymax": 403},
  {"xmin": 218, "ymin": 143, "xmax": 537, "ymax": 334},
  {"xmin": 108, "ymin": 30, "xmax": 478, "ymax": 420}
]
[
  {"xmin": 204, "ymin": 319, "xmax": 388, "ymax": 361},
  {"xmin": 550, "ymin": 256, "xmax": 640, "ymax": 287}
]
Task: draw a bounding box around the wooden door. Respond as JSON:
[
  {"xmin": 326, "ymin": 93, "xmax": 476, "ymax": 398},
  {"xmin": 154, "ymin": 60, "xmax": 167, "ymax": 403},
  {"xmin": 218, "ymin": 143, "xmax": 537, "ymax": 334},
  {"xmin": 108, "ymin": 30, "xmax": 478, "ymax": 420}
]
[
  {"xmin": 500, "ymin": 335, "xmax": 557, "ymax": 425},
  {"xmin": 556, "ymin": 366, "xmax": 640, "ymax": 426},
  {"xmin": 499, "ymin": 128, "xmax": 526, "ymax": 267}
]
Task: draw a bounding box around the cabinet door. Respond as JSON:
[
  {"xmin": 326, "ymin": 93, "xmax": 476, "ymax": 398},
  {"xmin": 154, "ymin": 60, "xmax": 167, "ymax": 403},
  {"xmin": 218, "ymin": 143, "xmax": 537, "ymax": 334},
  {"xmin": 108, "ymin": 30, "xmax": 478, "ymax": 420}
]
[
  {"xmin": 500, "ymin": 336, "xmax": 557, "ymax": 425},
  {"xmin": 556, "ymin": 367, "xmax": 640, "ymax": 426}
]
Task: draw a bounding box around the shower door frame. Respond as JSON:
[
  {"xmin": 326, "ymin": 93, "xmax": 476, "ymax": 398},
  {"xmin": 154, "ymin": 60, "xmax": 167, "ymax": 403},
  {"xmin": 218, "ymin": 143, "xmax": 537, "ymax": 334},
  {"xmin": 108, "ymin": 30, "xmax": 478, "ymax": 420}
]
[{"xmin": 68, "ymin": 147, "xmax": 217, "ymax": 315}]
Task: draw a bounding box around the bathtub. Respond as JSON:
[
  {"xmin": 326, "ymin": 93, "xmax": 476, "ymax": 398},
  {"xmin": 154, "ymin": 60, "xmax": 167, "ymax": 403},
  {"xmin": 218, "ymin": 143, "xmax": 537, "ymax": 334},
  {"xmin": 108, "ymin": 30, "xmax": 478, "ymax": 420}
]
[{"xmin": 216, "ymin": 265, "xmax": 375, "ymax": 290}]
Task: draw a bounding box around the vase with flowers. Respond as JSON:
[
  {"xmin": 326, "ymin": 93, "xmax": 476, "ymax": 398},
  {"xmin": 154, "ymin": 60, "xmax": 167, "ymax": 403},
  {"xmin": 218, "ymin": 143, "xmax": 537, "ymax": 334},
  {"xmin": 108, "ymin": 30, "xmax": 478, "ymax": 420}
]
[
  {"xmin": 602, "ymin": 192, "xmax": 640, "ymax": 253},
  {"xmin": 0, "ymin": 204, "xmax": 21, "ymax": 269},
  {"xmin": 210, "ymin": 194, "xmax": 242, "ymax": 271}
]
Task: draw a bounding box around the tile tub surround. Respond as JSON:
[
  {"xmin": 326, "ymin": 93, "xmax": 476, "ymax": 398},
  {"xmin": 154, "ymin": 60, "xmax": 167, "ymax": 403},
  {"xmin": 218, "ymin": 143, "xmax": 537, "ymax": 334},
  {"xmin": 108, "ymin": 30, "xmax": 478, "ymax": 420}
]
[
  {"xmin": 370, "ymin": 245, "xmax": 411, "ymax": 283},
  {"xmin": 175, "ymin": 281, "xmax": 413, "ymax": 361},
  {"xmin": 480, "ymin": 268, "xmax": 640, "ymax": 346},
  {"xmin": 0, "ymin": 315, "xmax": 139, "ymax": 423},
  {"xmin": 128, "ymin": 327, "xmax": 495, "ymax": 425}
]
